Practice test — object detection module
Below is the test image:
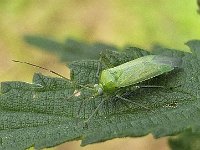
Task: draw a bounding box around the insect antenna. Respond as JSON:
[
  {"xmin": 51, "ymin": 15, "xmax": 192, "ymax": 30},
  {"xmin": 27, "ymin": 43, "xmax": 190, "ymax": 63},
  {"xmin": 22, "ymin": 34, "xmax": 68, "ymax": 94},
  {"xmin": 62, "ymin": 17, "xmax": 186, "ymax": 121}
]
[
  {"xmin": 12, "ymin": 59, "xmax": 100, "ymax": 126},
  {"xmin": 12, "ymin": 60, "xmax": 94, "ymax": 90},
  {"xmin": 12, "ymin": 60, "xmax": 69, "ymax": 80},
  {"xmin": 13, "ymin": 60, "xmax": 96, "ymax": 104}
]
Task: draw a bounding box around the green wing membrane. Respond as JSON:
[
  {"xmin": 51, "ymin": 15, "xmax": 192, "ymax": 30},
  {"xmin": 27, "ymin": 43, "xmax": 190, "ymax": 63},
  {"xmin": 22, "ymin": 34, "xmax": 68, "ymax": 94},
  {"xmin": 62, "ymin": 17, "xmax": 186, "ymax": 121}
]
[{"xmin": 100, "ymin": 55, "xmax": 181, "ymax": 91}]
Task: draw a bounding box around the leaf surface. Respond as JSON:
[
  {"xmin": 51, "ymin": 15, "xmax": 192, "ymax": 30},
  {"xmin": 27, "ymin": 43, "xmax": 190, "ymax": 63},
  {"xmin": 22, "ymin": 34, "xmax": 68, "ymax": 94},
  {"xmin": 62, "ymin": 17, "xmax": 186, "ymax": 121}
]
[
  {"xmin": 24, "ymin": 35, "xmax": 118, "ymax": 61},
  {"xmin": 169, "ymin": 129, "xmax": 200, "ymax": 150},
  {"xmin": 1, "ymin": 40, "xmax": 200, "ymax": 149}
]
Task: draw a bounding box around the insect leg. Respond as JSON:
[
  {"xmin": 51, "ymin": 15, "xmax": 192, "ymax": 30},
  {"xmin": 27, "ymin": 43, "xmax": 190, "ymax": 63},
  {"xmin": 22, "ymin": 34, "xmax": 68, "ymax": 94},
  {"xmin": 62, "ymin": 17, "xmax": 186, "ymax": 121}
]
[
  {"xmin": 135, "ymin": 85, "xmax": 164, "ymax": 88},
  {"xmin": 77, "ymin": 98, "xmax": 85, "ymax": 116},
  {"xmin": 75, "ymin": 88, "xmax": 96, "ymax": 118},
  {"xmin": 76, "ymin": 91, "xmax": 101, "ymax": 127},
  {"xmin": 136, "ymin": 85, "xmax": 181, "ymax": 90},
  {"xmin": 115, "ymin": 95, "xmax": 154, "ymax": 112},
  {"xmin": 84, "ymin": 98, "xmax": 105, "ymax": 126},
  {"xmin": 77, "ymin": 94, "xmax": 95, "ymax": 118},
  {"xmin": 121, "ymin": 85, "xmax": 164, "ymax": 92},
  {"xmin": 96, "ymin": 54, "xmax": 102, "ymax": 78},
  {"xmin": 66, "ymin": 83, "xmax": 95, "ymax": 103}
]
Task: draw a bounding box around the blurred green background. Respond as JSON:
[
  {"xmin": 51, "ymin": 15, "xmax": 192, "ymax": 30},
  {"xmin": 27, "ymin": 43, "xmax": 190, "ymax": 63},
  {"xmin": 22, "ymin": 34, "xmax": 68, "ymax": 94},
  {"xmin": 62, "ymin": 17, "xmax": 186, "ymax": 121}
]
[{"xmin": 0, "ymin": 0, "xmax": 200, "ymax": 150}]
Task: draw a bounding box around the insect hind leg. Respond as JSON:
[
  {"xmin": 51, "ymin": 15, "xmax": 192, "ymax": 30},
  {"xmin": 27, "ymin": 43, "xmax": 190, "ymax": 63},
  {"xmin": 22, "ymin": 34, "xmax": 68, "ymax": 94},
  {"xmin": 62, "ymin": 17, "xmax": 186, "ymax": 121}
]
[
  {"xmin": 135, "ymin": 85, "xmax": 164, "ymax": 88},
  {"xmin": 135, "ymin": 84, "xmax": 181, "ymax": 90},
  {"xmin": 83, "ymin": 98, "xmax": 105, "ymax": 127},
  {"xmin": 115, "ymin": 95, "xmax": 154, "ymax": 112}
]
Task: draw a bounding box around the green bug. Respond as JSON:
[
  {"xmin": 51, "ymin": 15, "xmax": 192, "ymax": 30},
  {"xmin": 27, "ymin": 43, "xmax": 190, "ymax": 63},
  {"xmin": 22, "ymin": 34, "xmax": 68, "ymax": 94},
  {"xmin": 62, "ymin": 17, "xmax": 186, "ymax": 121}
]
[
  {"xmin": 78, "ymin": 54, "xmax": 181, "ymax": 123},
  {"xmin": 13, "ymin": 54, "xmax": 181, "ymax": 124},
  {"xmin": 94, "ymin": 55, "xmax": 180, "ymax": 95}
]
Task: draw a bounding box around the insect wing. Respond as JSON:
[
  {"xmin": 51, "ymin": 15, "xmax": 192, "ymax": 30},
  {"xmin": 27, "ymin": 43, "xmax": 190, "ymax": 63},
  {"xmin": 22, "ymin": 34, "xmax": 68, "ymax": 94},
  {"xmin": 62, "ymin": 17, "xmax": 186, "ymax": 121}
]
[{"xmin": 101, "ymin": 55, "xmax": 181, "ymax": 90}]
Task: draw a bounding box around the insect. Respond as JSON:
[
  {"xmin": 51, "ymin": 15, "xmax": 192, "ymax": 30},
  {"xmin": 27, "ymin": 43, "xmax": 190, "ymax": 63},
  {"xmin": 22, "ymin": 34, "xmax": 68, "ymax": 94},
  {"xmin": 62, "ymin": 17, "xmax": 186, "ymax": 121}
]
[
  {"xmin": 95, "ymin": 55, "xmax": 180, "ymax": 94},
  {"xmin": 12, "ymin": 53, "xmax": 181, "ymax": 125}
]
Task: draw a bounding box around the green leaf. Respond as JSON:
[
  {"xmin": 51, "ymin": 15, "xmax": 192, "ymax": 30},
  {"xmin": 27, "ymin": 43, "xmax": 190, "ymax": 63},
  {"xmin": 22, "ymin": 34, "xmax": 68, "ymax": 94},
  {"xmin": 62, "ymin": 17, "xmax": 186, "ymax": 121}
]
[
  {"xmin": 1, "ymin": 40, "xmax": 200, "ymax": 149},
  {"xmin": 169, "ymin": 129, "xmax": 200, "ymax": 150},
  {"xmin": 186, "ymin": 40, "xmax": 200, "ymax": 58},
  {"xmin": 24, "ymin": 35, "xmax": 118, "ymax": 61}
]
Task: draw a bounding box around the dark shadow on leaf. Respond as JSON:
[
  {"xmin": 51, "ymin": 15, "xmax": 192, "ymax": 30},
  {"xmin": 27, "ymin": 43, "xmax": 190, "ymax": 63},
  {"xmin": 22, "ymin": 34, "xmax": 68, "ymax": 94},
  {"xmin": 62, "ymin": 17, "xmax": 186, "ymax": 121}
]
[
  {"xmin": 24, "ymin": 35, "xmax": 118, "ymax": 61},
  {"xmin": 169, "ymin": 129, "xmax": 200, "ymax": 150}
]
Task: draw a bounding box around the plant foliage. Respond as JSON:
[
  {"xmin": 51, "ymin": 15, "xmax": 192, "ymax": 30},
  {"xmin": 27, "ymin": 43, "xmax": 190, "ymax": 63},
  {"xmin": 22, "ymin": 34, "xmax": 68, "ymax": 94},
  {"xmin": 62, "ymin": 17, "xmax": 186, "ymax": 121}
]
[
  {"xmin": 24, "ymin": 35, "xmax": 118, "ymax": 61},
  {"xmin": 0, "ymin": 40, "xmax": 200, "ymax": 150},
  {"xmin": 169, "ymin": 129, "xmax": 200, "ymax": 150}
]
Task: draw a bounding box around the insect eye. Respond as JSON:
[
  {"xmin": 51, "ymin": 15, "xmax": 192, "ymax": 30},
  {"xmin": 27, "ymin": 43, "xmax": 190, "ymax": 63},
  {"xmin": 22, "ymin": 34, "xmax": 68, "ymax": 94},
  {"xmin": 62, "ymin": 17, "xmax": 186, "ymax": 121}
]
[{"xmin": 98, "ymin": 88, "xmax": 103, "ymax": 95}]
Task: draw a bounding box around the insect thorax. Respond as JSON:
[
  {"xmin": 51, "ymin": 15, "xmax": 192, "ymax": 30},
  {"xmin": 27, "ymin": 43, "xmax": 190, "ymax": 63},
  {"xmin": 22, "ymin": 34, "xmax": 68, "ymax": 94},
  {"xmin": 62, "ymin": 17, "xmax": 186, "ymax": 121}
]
[{"xmin": 99, "ymin": 69, "xmax": 118, "ymax": 92}]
